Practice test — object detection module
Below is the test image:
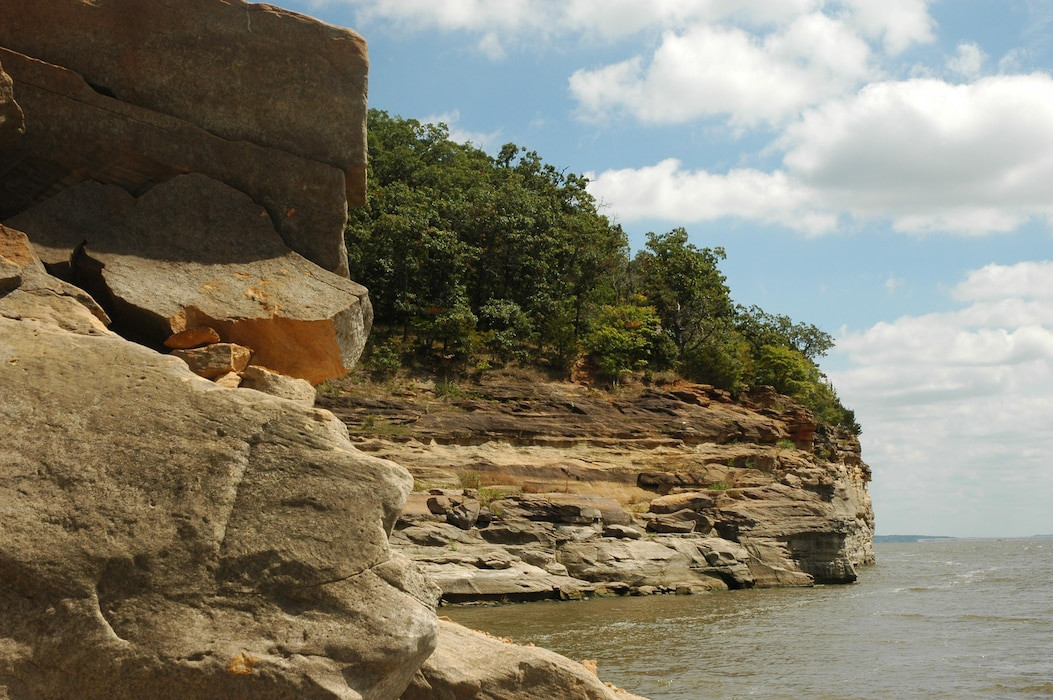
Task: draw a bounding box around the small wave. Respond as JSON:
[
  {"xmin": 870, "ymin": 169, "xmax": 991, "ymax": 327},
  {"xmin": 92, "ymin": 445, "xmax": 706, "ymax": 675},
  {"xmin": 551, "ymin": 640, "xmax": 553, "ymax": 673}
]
[{"xmin": 957, "ymin": 613, "xmax": 1044, "ymax": 624}]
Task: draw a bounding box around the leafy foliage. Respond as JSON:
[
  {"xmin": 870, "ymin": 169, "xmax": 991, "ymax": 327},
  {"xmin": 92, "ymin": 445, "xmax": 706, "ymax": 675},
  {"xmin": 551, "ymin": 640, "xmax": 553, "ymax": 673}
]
[{"xmin": 346, "ymin": 109, "xmax": 859, "ymax": 432}]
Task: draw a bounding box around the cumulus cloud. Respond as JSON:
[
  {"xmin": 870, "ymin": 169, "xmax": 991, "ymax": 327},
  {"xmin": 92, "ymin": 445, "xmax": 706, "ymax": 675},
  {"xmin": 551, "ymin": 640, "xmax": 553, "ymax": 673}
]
[
  {"xmin": 953, "ymin": 261, "xmax": 1053, "ymax": 302},
  {"xmin": 781, "ymin": 74, "xmax": 1053, "ymax": 230},
  {"xmin": 588, "ymin": 159, "xmax": 836, "ymax": 234},
  {"xmin": 570, "ymin": 14, "xmax": 873, "ymax": 127},
  {"xmin": 839, "ymin": 0, "xmax": 935, "ymax": 54},
  {"xmin": 829, "ymin": 261, "xmax": 1053, "ymax": 536},
  {"xmin": 589, "ymin": 73, "xmax": 1053, "ymax": 235}
]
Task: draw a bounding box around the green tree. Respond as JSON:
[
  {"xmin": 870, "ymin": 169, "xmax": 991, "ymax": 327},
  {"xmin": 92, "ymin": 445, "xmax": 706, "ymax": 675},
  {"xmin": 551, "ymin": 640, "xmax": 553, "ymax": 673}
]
[
  {"xmin": 583, "ymin": 304, "xmax": 664, "ymax": 385},
  {"xmin": 630, "ymin": 228, "xmax": 739, "ymax": 387}
]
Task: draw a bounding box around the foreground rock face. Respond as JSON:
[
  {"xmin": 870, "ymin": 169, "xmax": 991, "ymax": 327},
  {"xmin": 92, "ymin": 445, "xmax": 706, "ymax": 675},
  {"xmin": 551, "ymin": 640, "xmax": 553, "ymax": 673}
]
[
  {"xmin": 0, "ymin": 0, "xmax": 371, "ymax": 381},
  {"xmin": 321, "ymin": 372, "xmax": 875, "ymax": 601},
  {"xmin": 0, "ymin": 236, "xmax": 438, "ymax": 699}
]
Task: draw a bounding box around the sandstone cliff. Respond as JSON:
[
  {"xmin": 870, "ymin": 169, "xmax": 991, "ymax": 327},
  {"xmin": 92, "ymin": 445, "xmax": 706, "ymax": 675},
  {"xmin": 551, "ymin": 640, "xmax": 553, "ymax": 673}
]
[
  {"xmin": 320, "ymin": 371, "xmax": 875, "ymax": 601},
  {"xmin": 1, "ymin": 3, "xmax": 646, "ymax": 698}
]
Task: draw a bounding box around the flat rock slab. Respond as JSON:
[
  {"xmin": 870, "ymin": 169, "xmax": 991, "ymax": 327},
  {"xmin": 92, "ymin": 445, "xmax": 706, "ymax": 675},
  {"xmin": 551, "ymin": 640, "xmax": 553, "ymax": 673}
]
[
  {"xmin": 172, "ymin": 342, "xmax": 252, "ymax": 379},
  {"xmin": 10, "ymin": 174, "xmax": 371, "ymax": 384},
  {"xmin": 239, "ymin": 365, "xmax": 316, "ymax": 406}
]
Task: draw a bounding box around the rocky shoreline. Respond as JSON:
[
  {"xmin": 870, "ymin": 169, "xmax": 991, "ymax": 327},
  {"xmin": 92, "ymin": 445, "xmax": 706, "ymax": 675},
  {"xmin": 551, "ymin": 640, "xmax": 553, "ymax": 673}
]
[{"xmin": 320, "ymin": 371, "xmax": 875, "ymax": 604}]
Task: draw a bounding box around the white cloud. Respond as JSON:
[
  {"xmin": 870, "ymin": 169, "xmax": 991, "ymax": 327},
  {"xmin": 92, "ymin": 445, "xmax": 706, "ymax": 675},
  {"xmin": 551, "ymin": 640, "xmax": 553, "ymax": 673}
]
[
  {"xmin": 839, "ymin": 0, "xmax": 935, "ymax": 54},
  {"xmin": 781, "ymin": 74, "xmax": 1053, "ymax": 231},
  {"xmin": 587, "ymin": 159, "xmax": 836, "ymax": 234},
  {"xmin": 589, "ymin": 73, "xmax": 1053, "ymax": 236},
  {"xmin": 829, "ymin": 260, "xmax": 1053, "ymax": 536},
  {"xmin": 946, "ymin": 42, "xmax": 987, "ymax": 78},
  {"xmin": 953, "ymin": 261, "xmax": 1053, "ymax": 302},
  {"xmin": 570, "ymin": 13, "xmax": 873, "ymax": 127},
  {"xmin": 330, "ymin": 0, "xmax": 934, "ymax": 60}
]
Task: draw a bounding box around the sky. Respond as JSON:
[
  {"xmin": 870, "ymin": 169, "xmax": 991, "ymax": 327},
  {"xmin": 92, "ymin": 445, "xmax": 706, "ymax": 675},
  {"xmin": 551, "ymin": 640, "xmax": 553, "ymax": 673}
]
[{"xmin": 276, "ymin": 0, "xmax": 1052, "ymax": 538}]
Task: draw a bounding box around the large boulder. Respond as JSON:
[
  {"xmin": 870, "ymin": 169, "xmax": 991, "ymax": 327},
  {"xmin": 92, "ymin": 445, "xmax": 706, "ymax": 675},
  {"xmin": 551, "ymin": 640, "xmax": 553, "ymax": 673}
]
[
  {"xmin": 0, "ymin": 245, "xmax": 437, "ymax": 699},
  {"xmin": 0, "ymin": 0, "xmax": 367, "ymax": 206},
  {"xmin": 8, "ymin": 174, "xmax": 371, "ymax": 384},
  {"xmin": 0, "ymin": 46, "xmax": 349, "ymax": 275}
]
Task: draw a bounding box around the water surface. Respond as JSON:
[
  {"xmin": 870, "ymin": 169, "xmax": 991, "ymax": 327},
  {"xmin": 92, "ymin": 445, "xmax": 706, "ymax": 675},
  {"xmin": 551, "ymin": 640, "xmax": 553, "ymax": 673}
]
[{"xmin": 446, "ymin": 539, "xmax": 1053, "ymax": 699}]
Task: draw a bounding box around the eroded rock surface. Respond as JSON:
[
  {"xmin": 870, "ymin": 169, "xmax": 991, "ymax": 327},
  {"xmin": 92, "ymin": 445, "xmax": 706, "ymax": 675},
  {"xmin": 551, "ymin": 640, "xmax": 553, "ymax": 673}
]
[
  {"xmin": 0, "ymin": 0, "xmax": 371, "ymax": 386},
  {"xmin": 321, "ymin": 372, "xmax": 875, "ymax": 600},
  {"xmin": 0, "ymin": 241, "xmax": 437, "ymax": 699},
  {"xmin": 0, "ymin": 45, "xmax": 351, "ymax": 276},
  {"xmin": 8, "ymin": 175, "xmax": 371, "ymax": 383}
]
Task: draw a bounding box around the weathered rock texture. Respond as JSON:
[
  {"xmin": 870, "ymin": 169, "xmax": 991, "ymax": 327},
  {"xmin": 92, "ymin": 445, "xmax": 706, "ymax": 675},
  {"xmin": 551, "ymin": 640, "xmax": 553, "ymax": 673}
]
[
  {"xmin": 0, "ymin": 0, "xmax": 367, "ymax": 207},
  {"xmin": 320, "ymin": 372, "xmax": 875, "ymax": 601},
  {"xmin": 1, "ymin": 5, "xmax": 655, "ymax": 697},
  {"xmin": 7, "ymin": 174, "xmax": 372, "ymax": 384},
  {"xmin": 1, "ymin": 230, "xmax": 438, "ymax": 699},
  {"xmin": 0, "ymin": 0, "xmax": 372, "ymax": 382}
]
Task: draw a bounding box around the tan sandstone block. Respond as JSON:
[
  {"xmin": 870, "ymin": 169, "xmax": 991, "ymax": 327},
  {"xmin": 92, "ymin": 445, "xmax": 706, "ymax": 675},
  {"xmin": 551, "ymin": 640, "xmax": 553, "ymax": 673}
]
[{"xmin": 172, "ymin": 342, "xmax": 251, "ymax": 379}]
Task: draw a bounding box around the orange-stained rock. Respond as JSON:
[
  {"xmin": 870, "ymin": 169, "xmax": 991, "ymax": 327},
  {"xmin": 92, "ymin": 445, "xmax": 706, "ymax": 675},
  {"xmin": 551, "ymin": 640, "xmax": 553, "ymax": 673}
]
[
  {"xmin": 172, "ymin": 343, "xmax": 251, "ymax": 380},
  {"xmin": 1, "ymin": 290, "xmax": 438, "ymax": 699},
  {"xmin": 11, "ymin": 175, "xmax": 371, "ymax": 384},
  {"xmin": 164, "ymin": 326, "xmax": 221, "ymax": 350},
  {"xmin": 0, "ymin": 223, "xmax": 109, "ymax": 331}
]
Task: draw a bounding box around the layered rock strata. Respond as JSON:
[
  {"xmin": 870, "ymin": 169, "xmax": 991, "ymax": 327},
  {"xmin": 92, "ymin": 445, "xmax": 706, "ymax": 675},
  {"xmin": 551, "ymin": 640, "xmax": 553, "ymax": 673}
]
[
  {"xmin": 0, "ymin": 0, "xmax": 368, "ymax": 207},
  {"xmin": 321, "ymin": 373, "xmax": 875, "ymax": 601}
]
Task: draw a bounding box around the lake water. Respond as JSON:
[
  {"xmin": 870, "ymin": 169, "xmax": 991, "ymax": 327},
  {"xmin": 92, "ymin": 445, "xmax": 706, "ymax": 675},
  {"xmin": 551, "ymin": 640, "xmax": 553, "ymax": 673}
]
[{"xmin": 446, "ymin": 539, "xmax": 1053, "ymax": 699}]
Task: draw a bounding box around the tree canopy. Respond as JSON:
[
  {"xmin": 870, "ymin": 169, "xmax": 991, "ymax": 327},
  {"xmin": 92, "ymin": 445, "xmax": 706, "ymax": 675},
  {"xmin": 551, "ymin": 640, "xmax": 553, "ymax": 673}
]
[{"xmin": 346, "ymin": 109, "xmax": 859, "ymax": 433}]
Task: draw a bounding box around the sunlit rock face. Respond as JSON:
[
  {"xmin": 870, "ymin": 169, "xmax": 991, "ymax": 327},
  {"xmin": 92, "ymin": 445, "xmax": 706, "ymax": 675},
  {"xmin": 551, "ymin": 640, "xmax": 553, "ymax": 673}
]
[{"xmin": 323, "ymin": 374, "xmax": 876, "ymax": 601}]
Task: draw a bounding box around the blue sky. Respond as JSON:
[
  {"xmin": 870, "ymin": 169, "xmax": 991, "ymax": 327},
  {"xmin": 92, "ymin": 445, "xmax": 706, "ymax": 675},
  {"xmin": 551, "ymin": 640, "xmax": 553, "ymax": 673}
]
[{"xmin": 278, "ymin": 0, "xmax": 1052, "ymax": 538}]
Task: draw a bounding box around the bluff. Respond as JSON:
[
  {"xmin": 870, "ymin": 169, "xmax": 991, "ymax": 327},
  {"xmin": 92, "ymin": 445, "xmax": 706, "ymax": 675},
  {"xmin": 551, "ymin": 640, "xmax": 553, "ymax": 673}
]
[
  {"xmin": 320, "ymin": 371, "xmax": 875, "ymax": 602},
  {"xmin": 1, "ymin": 2, "xmax": 643, "ymax": 698}
]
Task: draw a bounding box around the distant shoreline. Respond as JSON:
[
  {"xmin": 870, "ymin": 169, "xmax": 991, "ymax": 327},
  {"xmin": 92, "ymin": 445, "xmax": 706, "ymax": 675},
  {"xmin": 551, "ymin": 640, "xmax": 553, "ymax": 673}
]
[{"xmin": 875, "ymin": 534, "xmax": 1053, "ymax": 543}]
